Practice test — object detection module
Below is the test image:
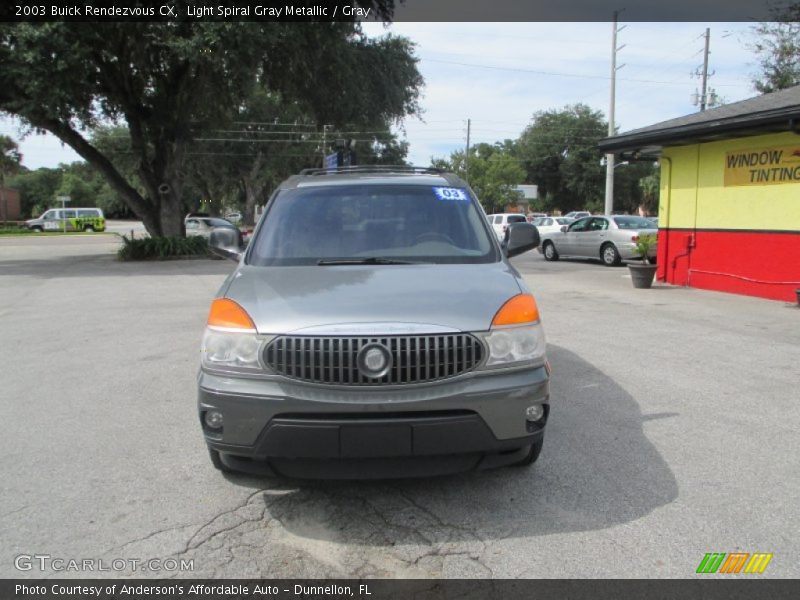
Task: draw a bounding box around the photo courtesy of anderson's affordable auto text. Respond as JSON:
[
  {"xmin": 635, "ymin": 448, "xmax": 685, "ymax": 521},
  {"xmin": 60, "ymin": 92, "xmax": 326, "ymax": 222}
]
[{"xmin": 0, "ymin": 0, "xmax": 798, "ymax": 599}]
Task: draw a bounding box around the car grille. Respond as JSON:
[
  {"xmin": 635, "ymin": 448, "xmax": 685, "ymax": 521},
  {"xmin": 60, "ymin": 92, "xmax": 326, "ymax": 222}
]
[{"xmin": 264, "ymin": 334, "xmax": 484, "ymax": 385}]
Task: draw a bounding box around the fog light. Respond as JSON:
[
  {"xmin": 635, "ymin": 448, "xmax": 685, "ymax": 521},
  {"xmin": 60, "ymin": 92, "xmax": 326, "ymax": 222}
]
[
  {"xmin": 525, "ymin": 404, "xmax": 544, "ymax": 422},
  {"xmin": 205, "ymin": 410, "xmax": 224, "ymax": 430}
]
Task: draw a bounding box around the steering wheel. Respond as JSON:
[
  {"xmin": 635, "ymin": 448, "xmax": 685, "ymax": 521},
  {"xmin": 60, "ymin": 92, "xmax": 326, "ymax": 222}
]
[{"xmin": 414, "ymin": 232, "xmax": 455, "ymax": 245}]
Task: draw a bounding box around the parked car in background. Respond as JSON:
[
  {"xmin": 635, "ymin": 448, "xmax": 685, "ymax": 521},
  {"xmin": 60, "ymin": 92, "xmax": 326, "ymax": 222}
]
[
  {"xmin": 25, "ymin": 208, "xmax": 105, "ymax": 232},
  {"xmin": 563, "ymin": 211, "xmax": 590, "ymax": 220},
  {"xmin": 527, "ymin": 212, "xmax": 547, "ymax": 222},
  {"xmin": 185, "ymin": 216, "xmax": 248, "ymax": 242},
  {"xmin": 533, "ymin": 217, "xmax": 574, "ymax": 239},
  {"xmin": 485, "ymin": 213, "xmax": 528, "ymax": 241},
  {"xmin": 225, "ymin": 212, "xmax": 243, "ymax": 225},
  {"xmin": 539, "ymin": 215, "xmax": 658, "ymax": 266}
]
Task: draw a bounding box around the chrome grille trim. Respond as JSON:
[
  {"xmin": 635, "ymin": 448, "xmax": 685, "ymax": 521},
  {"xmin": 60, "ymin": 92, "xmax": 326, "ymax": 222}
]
[{"xmin": 264, "ymin": 334, "xmax": 484, "ymax": 386}]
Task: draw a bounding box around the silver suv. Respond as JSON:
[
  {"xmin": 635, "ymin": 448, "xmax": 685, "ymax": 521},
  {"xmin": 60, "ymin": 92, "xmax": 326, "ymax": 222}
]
[{"xmin": 199, "ymin": 166, "xmax": 550, "ymax": 479}]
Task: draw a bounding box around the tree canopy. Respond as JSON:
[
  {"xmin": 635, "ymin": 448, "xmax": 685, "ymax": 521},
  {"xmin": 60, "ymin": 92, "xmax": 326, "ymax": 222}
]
[
  {"xmin": 0, "ymin": 15, "xmax": 422, "ymax": 236},
  {"xmin": 750, "ymin": 3, "xmax": 800, "ymax": 94},
  {"xmin": 430, "ymin": 105, "xmax": 659, "ymax": 216},
  {"xmin": 431, "ymin": 142, "xmax": 525, "ymax": 213}
]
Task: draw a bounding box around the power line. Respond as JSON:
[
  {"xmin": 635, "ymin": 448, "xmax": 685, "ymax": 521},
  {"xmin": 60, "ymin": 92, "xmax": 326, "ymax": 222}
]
[{"xmin": 423, "ymin": 57, "xmax": 744, "ymax": 87}]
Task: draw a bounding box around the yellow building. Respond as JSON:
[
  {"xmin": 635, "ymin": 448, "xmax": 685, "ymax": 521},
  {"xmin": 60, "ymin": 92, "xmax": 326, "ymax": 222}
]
[{"xmin": 600, "ymin": 85, "xmax": 800, "ymax": 302}]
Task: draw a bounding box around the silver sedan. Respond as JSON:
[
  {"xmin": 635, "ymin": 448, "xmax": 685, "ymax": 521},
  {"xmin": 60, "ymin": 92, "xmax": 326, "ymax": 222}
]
[{"xmin": 539, "ymin": 215, "xmax": 657, "ymax": 266}]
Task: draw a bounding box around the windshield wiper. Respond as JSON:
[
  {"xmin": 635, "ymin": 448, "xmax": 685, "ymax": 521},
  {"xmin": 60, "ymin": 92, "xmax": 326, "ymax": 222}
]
[{"xmin": 317, "ymin": 257, "xmax": 420, "ymax": 266}]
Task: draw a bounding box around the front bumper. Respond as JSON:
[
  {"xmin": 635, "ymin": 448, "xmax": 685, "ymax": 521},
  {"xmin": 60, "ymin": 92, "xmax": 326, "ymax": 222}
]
[{"xmin": 198, "ymin": 365, "xmax": 549, "ymax": 478}]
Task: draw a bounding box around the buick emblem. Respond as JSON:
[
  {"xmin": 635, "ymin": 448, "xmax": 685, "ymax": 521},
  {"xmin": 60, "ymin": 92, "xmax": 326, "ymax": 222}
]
[{"xmin": 357, "ymin": 343, "xmax": 392, "ymax": 378}]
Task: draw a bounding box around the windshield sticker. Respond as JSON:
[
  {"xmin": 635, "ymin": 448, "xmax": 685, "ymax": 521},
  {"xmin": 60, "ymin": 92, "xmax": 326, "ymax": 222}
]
[{"xmin": 432, "ymin": 187, "xmax": 468, "ymax": 201}]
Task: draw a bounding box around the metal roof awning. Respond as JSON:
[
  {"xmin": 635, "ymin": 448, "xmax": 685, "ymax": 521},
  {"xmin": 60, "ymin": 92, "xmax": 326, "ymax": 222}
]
[{"xmin": 598, "ymin": 85, "xmax": 800, "ymax": 157}]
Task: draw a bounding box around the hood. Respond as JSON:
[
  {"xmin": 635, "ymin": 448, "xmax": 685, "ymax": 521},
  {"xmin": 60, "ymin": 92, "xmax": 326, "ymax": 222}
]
[{"xmin": 224, "ymin": 262, "xmax": 523, "ymax": 334}]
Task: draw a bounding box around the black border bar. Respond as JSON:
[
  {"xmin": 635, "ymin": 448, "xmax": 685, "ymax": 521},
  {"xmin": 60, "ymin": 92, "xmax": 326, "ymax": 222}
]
[
  {"xmin": 0, "ymin": 0, "xmax": 790, "ymax": 22},
  {"xmin": 3, "ymin": 579, "xmax": 800, "ymax": 600}
]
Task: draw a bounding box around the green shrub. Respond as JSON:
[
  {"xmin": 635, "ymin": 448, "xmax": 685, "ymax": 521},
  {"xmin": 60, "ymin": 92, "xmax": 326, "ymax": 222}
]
[
  {"xmin": 117, "ymin": 235, "xmax": 209, "ymax": 261},
  {"xmin": 0, "ymin": 226, "xmax": 34, "ymax": 235}
]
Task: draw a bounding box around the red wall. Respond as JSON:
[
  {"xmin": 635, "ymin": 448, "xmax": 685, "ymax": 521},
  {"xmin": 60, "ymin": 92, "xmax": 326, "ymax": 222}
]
[{"xmin": 657, "ymin": 229, "xmax": 800, "ymax": 302}]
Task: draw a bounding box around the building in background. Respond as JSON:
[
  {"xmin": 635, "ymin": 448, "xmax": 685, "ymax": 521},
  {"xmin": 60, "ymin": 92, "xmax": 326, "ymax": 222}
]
[
  {"xmin": 599, "ymin": 85, "xmax": 800, "ymax": 303},
  {"xmin": 0, "ymin": 187, "xmax": 21, "ymax": 221}
]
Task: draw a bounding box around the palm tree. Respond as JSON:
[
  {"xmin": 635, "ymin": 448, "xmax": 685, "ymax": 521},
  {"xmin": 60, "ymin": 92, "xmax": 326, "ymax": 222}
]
[{"xmin": 0, "ymin": 135, "xmax": 22, "ymax": 223}]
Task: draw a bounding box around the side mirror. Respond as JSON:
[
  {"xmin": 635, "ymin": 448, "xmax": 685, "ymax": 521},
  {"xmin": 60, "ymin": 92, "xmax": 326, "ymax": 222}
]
[
  {"xmin": 503, "ymin": 222, "xmax": 540, "ymax": 258},
  {"xmin": 209, "ymin": 228, "xmax": 244, "ymax": 262},
  {"xmin": 560, "ymin": 225, "xmax": 568, "ymax": 233}
]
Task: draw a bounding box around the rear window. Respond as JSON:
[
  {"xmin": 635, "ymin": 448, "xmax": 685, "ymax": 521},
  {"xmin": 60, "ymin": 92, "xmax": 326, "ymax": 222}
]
[
  {"xmin": 507, "ymin": 215, "xmax": 527, "ymax": 223},
  {"xmin": 614, "ymin": 216, "xmax": 657, "ymax": 230},
  {"xmin": 250, "ymin": 184, "xmax": 497, "ymax": 266},
  {"xmin": 202, "ymin": 218, "xmax": 235, "ymax": 228}
]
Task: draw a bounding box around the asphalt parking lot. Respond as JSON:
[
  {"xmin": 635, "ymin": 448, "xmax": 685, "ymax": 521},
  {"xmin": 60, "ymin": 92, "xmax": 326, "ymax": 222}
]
[{"xmin": 1, "ymin": 234, "xmax": 798, "ymax": 579}]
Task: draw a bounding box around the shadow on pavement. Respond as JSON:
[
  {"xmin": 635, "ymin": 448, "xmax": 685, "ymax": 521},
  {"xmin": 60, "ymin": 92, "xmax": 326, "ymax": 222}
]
[
  {"xmin": 224, "ymin": 344, "xmax": 679, "ymax": 545},
  {"xmin": 0, "ymin": 253, "xmax": 234, "ymax": 279}
]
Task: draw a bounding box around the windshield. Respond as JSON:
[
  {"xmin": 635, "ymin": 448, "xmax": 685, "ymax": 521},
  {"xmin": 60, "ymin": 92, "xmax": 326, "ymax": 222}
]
[
  {"xmin": 249, "ymin": 184, "xmax": 497, "ymax": 266},
  {"xmin": 614, "ymin": 216, "xmax": 657, "ymax": 230}
]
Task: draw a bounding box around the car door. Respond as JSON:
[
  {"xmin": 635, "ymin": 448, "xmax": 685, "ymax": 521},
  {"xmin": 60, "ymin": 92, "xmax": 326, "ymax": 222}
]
[
  {"xmin": 559, "ymin": 217, "xmax": 590, "ymax": 254},
  {"xmin": 580, "ymin": 217, "xmax": 609, "ymax": 257}
]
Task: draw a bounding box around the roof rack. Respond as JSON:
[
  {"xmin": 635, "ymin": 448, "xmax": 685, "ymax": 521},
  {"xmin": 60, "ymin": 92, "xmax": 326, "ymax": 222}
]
[{"xmin": 298, "ymin": 165, "xmax": 445, "ymax": 176}]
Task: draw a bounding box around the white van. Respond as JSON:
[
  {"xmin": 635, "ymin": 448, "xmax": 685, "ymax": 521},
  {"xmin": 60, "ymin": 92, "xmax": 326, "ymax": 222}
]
[
  {"xmin": 26, "ymin": 208, "xmax": 106, "ymax": 232},
  {"xmin": 485, "ymin": 213, "xmax": 528, "ymax": 241}
]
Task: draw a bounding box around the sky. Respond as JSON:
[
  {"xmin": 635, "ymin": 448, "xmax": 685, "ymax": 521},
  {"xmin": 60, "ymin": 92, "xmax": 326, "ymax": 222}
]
[{"xmin": 0, "ymin": 21, "xmax": 762, "ymax": 170}]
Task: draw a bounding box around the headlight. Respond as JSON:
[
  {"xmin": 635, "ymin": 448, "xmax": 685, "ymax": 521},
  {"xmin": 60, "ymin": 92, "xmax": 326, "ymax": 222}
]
[
  {"xmin": 481, "ymin": 323, "xmax": 546, "ymax": 368},
  {"xmin": 201, "ymin": 328, "xmax": 267, "ymax": 371}
]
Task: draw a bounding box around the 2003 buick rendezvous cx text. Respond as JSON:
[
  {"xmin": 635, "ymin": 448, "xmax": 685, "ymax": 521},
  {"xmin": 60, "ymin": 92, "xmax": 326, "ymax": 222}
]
[{"xmin": 197, "ymin": 166, "xmax": 550, "ymax": 479}]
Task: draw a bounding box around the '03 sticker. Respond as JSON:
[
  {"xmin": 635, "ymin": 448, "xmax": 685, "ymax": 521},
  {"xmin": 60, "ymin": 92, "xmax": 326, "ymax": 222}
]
[{"xmin": 432, "ymin": 187, "xmax": 468, "ymax": 201}]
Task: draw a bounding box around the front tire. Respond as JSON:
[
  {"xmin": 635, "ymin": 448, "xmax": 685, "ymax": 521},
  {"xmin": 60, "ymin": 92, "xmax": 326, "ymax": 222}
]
[
  {"xmin": 208, "ymin": 447, "xmax": 233, "ymax": 473},
  {"xmin": 513, "ymin": 438, "xmax": 544, "ymax": 467},
  {"xmin": 543, "ymin": 242, "xmax": 559, "ymax": 261},
  {"xmin": 601, "ymin": 243, "xmax": 621, "ymax": 266}
]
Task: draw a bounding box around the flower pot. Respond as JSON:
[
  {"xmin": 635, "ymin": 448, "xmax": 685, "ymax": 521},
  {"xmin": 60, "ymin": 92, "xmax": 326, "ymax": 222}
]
[{"xmin": 628, "ymin": 263, "xmax": 658, "ymax": 289}]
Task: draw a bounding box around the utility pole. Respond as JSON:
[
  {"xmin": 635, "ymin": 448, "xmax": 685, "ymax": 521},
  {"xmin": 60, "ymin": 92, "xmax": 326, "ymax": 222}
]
[
  {"xmin": 464, "ymin": 118, "xmax": 471, "ymax": 184},
  {"xmin": 321, "ymin": 124, "xmax": 331, "ymax": 167},
  {"xmin": 700, "ymin": 28, "xmax": 710, "ymax": 111},
  {"xmin": 605, "ymin": 10, "xmax": 626, "ymax": 216}
]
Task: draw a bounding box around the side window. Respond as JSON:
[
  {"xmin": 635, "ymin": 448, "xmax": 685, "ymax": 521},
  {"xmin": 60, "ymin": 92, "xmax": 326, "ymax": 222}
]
[
  {"xmin": 543, "ymin": 218, "xmax": 552, "ymax": 226},
  {"xmin": 494, "ymin": 216, "xmax": 503, "ymax": 225},
  {"xmin": 569, "ymin": 218, "xmax": 590, "ymax": 232},
  {"xmin": 64, "ymin": 210, "xmax": 77, "ymax": 219},
  {"xmin": 185, "ymin": 220, "xmax": 199, "ymax": 230},
  {"xmin": 42, "ymin": 210, "xmax": 55, "ymax": 220},
  {"xmin": 589, "ymin": 218, "xmax": 608, "ymax": 231}
]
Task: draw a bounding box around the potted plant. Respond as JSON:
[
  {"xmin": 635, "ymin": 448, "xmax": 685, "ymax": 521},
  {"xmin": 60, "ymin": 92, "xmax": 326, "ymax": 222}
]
[{"xmin": 628, "ymin": 233, "xmax": 658, "ymax": 289}]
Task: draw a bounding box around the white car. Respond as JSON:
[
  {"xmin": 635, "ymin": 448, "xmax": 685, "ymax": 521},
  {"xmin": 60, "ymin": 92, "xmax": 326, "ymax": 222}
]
[
  {"xmin": 539, "ymin": 215, "xmax": 658, "ymax": 266},
  {"xmin": 533, "ymin": 216, "xmax": 574, "ymax": 238},
  {"xmin": 486, "ymin": 213, "xmax": 528, "ymax": 241},
  {"xmin": 563, "ymin": 211, "xmax": 590, "ymax": 220}
]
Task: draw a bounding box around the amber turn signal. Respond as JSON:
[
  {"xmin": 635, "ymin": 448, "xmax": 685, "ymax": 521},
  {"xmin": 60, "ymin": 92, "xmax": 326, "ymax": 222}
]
[
  {"xmin": 491, "ymin": 294, "xmax": 540, "ymax": 326},
  {"xmin": 207, "ymin": 298, "xmax": 256, "ymax": 331}
]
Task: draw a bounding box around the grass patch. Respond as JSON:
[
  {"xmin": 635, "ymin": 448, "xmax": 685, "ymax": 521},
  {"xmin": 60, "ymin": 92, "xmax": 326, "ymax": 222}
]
[
  {"xmin": 117, "ymin": 235, "xmax": 209, "ymax": 261},
  {"xmin": 0, "ymin": 226, "xmax": 35, "ymax": 235}
]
